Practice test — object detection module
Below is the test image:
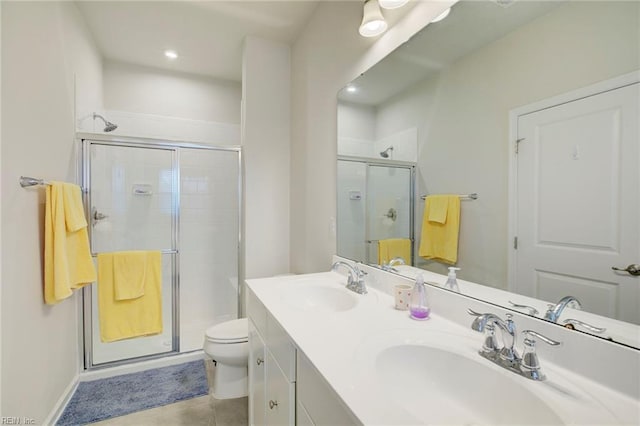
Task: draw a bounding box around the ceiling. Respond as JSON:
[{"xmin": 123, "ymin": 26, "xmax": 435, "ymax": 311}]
[
  {"xmin": 76, "ymin": 0, "xmax": 322, "ymax": 82},
  {"xmin": 340, "ymin": 0, "xmax": 564, "ymax": 106}
]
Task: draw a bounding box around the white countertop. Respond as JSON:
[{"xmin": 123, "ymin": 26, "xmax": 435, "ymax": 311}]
[{"xmin": 246, "ymin": 271, "xmax": 640, "ymax": 425}]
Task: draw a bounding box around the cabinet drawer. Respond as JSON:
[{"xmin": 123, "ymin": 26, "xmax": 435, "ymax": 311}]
[
  {"xmin": 266, "ymin": 316, "xmax": 296, "ymax": 382},
  {"xmin": 246, "ymin": 285, "xmax": 267, "ymax": 337},
  {"xmin": 266, "ymin": 351, "xmax": 295, "ymax": 425}
]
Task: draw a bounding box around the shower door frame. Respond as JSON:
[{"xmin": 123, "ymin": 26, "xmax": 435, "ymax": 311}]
[
  {"xmin": 337, "ymin": 156, "xmax": 416, "ymax": 266},
  {"xmin": 78, "ymin": 134, "xmax": 243, "ymax": 370}
]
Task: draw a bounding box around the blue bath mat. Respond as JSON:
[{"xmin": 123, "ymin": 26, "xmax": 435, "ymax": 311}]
[{"xmin": 57, "ymin": 360, "xmax": 209, "ymax": 425}]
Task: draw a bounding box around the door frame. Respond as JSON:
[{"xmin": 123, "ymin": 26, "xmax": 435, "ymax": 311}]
[{"xmin": 507, "ymin": 70, "xmax": 640, "ymax": 294}]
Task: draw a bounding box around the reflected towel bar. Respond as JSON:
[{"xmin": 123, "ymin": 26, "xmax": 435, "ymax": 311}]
[
  {"xmin": 91, "ymin": 249, "xmax": 178, "ymax": 257},
  {"xmin": 420, "ymin": 193, "xmax": 478, "ymax": 200},
  {"xmin": 19, "ymin": 176, "xmax": 51, "ymax": 187}
]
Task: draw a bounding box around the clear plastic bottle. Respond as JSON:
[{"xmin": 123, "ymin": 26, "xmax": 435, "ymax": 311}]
[
  {"xmin": 409, "ymin": 274, "xmax": 431, "ymax": 320},
  {"xmin": 444, "ymin": 267, "xmax": 461, "ymax": 293}
]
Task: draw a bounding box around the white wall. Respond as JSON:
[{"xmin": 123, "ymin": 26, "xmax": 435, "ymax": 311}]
[
  {"xmin": 337, "ymin": 102, "xmax": 376, "ymax": 157},
  {"xmin": 290, "ymin": 0, "xmax": 456, "ymax": 273},
  {"xmin": 1, "ymin": 2, "xmax": 102, "ymax": 422},
  {"xmin": 242, "ymin": 37, "xmax": 291, "ymax": 279},
  {"xmin": 374, "ymin": 0, "xmax": 640, "ymax": 289},
  {"xmin": 98, "ymin": 61, "xmax": 241, "ymax": 144},
  {"xmin": 103, "ymin": 61, "xmax": 241, "ymax": 124}
]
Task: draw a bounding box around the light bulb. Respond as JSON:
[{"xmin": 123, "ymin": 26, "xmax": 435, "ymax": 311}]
[
  {"xmin": 379, "ymin": 0, "xmax": 409, "ymax": 9},
  {"xmin": 431, "ymin": 8, "xmax": 451, "ymax": 23},
  {"xmin": 359, "ymin": 0, "xmax": 388, "ymax": 37}
]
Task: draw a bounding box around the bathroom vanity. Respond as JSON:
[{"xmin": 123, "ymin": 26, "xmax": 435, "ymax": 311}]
[{"xmin": 246, "ymin": 264, "xmax": 640, "ymax": 425}]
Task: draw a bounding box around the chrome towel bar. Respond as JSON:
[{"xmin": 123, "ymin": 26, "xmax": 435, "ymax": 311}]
[{"xmin": 420, "ymin": 193, "xmax": 478, "ymax": 200}]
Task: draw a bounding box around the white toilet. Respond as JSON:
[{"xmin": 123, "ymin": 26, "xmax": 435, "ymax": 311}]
[{"xmin": 203, "ymin": 318, "xmax": 249, "ymax": 399}]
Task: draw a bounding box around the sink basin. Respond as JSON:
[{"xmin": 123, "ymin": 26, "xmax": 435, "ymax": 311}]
[
  {"xmin": 281, "ymin": 281, "xmax": 358, "ymax": 313},
  {"xmin": 376, "ymin": 344, "xmax": 563, "ymax": 425}
]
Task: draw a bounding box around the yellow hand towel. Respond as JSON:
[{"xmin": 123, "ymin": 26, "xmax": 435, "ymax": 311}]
[
  {"xmin": 44, "ymin": 182, "xmax": 97, "ymax": 304},
  {"xmin": 427, "ymin": 195, "xmax": 449, "ymax": 224},
  {"xmin": 113, "ymin": 251, "xmax": 149, "ymax": 301},
  {"xmin": 418, "ymin": 195, "xmax": 460, "ymax": 264},
  {"xmin": 378, "ymin": 238, "xmax": 412, "ymax": 266},
  {"xmin": 97, "ymin": 251, "xmax": 162, "ymax": 342}
]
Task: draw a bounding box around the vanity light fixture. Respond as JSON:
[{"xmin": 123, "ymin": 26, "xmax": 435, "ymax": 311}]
[
  {"xmin": 379, "ymin": 0, "xmax": 409, "ymax": 9},
  {"xmin": 430, "ymin": 7, "xmax": 451, "ymax": 23},
  {"xmin": 359, "ymin": 0, "xmax": 388, "ymax": 37},
  {"xmin": 164, "ymin": 50, "xmax": 178, "ymax": 60}
]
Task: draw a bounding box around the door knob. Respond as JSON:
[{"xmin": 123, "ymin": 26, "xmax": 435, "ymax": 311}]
[
  {"xmin": 269, "ymin": 400, "xmax": 278, "ymax": 409},
  {"xmin": 611, "ymin": 264, "xmax": 640, "ymax": 276},
  {"xmin": 256, "ymin": 358, "xmax": 264, "ymax": 366}
]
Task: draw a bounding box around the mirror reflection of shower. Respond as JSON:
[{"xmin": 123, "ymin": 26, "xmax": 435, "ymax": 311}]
[
  {"xmin": 380, "ymin": 146, "xmax": 394, "ymax": 158},
  {"xmin": 93, "ymin": 113, "xmax": 118, "ymax": 132}
]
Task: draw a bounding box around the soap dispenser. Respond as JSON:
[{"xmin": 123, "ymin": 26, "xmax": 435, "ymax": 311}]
[
  {"xmin": 445, "ymin": 267, "xmax": 461, "ymax": 293},
  {"xmin": 409, "ymin": 274, "xmax": 430, "ymax": 320}
]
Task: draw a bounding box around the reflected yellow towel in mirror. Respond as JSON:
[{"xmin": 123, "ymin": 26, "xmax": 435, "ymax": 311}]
[
  {"xmin": 97, "ymin": 251, "xmax": 162, "ymax": 342},
  {"xmin": 419, "ymin": 195, "xmax": 460, "ymax": 264},
  {"xmin": 378, "ymin": 238, "xmax": 411, "ymax": 266}
]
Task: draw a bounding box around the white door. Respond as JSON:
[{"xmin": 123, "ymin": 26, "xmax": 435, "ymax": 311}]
[{"xmin": 515, "ymin": 82, "xmax": 639, "ymax": 324}]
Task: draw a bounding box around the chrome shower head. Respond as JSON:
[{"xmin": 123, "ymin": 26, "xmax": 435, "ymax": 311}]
[
  {"xmin": 380, "ymin": 146, "xmax": 394, "ymax": 158},
  {"xmin": 93, "ymin": 113, "xmax": 118, "ymax": 132}
]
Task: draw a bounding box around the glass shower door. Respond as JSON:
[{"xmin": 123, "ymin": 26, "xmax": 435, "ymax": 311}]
[
  {"xmin": 366, "ymin": 165, "xmax": 413, "ymax": 265},
  {"xmin": 87, "ymin": 142, "xmax": 177, "ymax": 366}
]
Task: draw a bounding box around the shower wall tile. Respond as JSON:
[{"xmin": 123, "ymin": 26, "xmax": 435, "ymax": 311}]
[{"xmin": 179, "ymin": 149, "xmax": 240, "ymax": 352}]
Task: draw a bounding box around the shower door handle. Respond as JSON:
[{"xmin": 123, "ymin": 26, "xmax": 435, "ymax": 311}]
[{"xmin": 612, "ymin": 264, "xmax": 640, "ymax": 276}]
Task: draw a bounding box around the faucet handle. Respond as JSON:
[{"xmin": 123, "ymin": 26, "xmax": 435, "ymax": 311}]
[
  {"xmin": 562, "ymin": 318, "xmax": 606, "ymax": 334},
  {"xmin": 520, "ymin": 330, "xmax": 561, "ymax": 381}
]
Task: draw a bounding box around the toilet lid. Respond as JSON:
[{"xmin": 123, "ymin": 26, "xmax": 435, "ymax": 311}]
[{"xmin": 205, "ymin": 318, "xmax": 248, "ymax": 343}]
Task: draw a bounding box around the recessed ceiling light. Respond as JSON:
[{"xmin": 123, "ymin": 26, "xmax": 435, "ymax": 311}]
[
  {"xmin": 431, "ymin": 8, "xmax": 451, "ymax": 23},
  {"xmin": 164, "ymin": 50, "xmax": 178, "ymax": 60},
  {"xmin": 346, "ymin": 85, "xmax": 357, "ymax": 93}
]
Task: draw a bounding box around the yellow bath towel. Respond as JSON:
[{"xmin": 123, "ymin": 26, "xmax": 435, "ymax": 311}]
[
  {"xmin": 418, "ymin": 195, "xmax": 460, "ymax": 264},
  {"xmin": 378, "ymin": 238, "xmax": 412, "ymax": 266},
  {"xmin": 97, "ymin": 251, "xmax": 162, "ymax": 342},
  {"xmin": 44, "ymin": 182, "xmax": 97, "ymax": 304},
  {"xmin": 113, "ymin": 251, "xmax": 150, "ymax": 300}
]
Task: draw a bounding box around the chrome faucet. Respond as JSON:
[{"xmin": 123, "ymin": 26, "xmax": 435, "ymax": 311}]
[
  {"xmin": 470, "ymin": 311, "xmax": 519, "ymax": 366},
  {"xmin": 331, "ymin": 261, "xmax": 368, "ymax": 294},
  {"xmin": 468, "ymin": 309, "xmax": 561, "ymax": 381},
  {"xmin": 544, "ymin": 296, "xmax": 582, "ymax": 322},
  {"xmin": 381, "ymin": 256, "xmax": 405, "ymax": 272}
]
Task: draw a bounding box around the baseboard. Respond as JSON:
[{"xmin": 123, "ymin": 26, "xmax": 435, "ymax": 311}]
[{"xmin": 44, "ymin": 373, "xmax": 79, "ymax": 426}]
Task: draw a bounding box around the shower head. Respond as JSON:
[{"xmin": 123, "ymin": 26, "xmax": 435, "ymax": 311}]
[
  {"xmin": 93, "ymin": 113, "xmax": 118, "ymax": 132},
  {"xmin": 380, "ymin": 146, "xmax": 394, "ymax": 158}
]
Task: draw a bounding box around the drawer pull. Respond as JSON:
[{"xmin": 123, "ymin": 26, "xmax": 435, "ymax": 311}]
[
  {"xmin": 256, "ymin": 358, "xmax": 264, "ymax": 366},
  {"xmin": 269, "ymin": 400, "xmax": 278, "ymax": 410}
]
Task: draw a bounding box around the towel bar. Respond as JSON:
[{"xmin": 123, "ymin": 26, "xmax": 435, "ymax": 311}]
[
  {"xmin": 19, "ymin": 176, "xmax": 50, "ymax": 187},
  {"xmin": 420, "ymin": 193, "xmax": 478, "ymax": 200}
]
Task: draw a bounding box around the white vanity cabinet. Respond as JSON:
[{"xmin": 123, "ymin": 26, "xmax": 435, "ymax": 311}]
[
  {"xmin": 296, "ymin": 351, "xmax": 359, "ymax": 425},
  {"xmin": 247, "ymin": 287, "xmax": 296, "ymax": 425}
]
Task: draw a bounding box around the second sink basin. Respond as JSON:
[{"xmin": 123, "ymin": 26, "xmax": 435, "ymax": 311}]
[{"xmin": 376, "ymin": 344, "xmax": 564, "ymax": 425}]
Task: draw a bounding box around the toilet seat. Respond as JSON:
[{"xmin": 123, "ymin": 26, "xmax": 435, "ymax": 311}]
[{"xmin": 205, "ymin": 318, "xmax": 248, "ymax": 344}]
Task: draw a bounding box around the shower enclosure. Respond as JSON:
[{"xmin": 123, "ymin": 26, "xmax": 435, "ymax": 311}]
[
  {"xmin": 337, "ymin": 157, "xmax": 415, "ymax": 265},
  {"xmin": 81, "ymin": 136, "xmax": 241, "ymax": 368}
]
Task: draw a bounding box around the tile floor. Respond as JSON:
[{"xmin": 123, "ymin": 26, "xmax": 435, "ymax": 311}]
[{"xmin": 93, "ymin": 360, "xmax": 248, "ymax": 426}]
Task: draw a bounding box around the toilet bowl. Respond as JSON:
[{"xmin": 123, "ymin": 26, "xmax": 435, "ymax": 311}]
[{"xmin": 203, "ymin": 318, "xmax": 249, "ymax": 399}]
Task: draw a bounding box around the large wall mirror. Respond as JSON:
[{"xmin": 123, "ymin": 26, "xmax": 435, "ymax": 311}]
[{"xmin": 337, "ymin": 0, "xmax": 639, "ymax": 348}]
